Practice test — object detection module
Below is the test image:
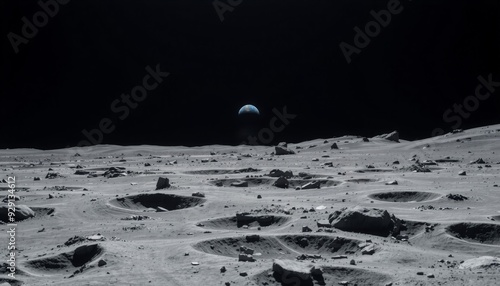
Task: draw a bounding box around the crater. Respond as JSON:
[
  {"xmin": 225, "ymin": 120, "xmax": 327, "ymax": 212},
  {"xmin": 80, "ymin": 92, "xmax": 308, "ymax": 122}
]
[
  {"xmin": 193, "ymin": 234, "xmax": 369, "ymax": 261},
  {"xmin": 277, "ymin": 235, "xmax": 365, "ymax": 256},
  {"xmin": 369, "ymin": 191, "xmax": 440, "ymax": 202},
  {"xmin": 446, "ymin": 223, "xmax": 500, "ymax": 245},
  {"xmin": 108, "ymin": 193, "xmax": 205, "ymax": 212},
  {"xmin": 23, "ymin": 244, "xmax": 104, "ymax": 274},
  {"xmin": 185, "ymin": 168, "xmax": 261, "ymax": 175},
  {"xmin": 198, "ymin": 214, "xmax": 291, "ymax": 230},
  {"xmin": 192, "ymin": 236, "xmax": 297, "ymax": 259}
]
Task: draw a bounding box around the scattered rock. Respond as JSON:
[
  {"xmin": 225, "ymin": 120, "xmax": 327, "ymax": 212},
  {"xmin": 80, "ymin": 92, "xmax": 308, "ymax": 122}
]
[
  {"xmin": 103, "ymin": 167, "xmax": 127, "ymax": 178},
  {"xmin": 446, "ymin": 194, "xmax": 468, "ymax": 201},
  {"xmin": 268, "ymin": 169, "xmax": 293, "ymax": 178},
  {"xmin": 45, "ymin": 172, "xmax": 63, "ymax": 179}
]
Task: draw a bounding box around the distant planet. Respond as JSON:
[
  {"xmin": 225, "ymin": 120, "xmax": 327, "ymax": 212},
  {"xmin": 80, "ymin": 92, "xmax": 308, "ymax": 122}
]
[{"xmin": 238, "ymin": 104, "xmax": 260, "ymax": 116}]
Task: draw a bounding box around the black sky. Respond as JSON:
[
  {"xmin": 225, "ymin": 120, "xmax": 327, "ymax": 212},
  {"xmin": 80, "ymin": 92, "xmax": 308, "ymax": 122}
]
[{"xmin": 2, "ymin": 0, "xmax": 500, "ymax": 149}]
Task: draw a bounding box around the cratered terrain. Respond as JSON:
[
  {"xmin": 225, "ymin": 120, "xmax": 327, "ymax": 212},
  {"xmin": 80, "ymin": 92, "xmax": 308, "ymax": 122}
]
[{"xmin": 1, "ymin": 125, "xmax": 500, "ymax": 285}]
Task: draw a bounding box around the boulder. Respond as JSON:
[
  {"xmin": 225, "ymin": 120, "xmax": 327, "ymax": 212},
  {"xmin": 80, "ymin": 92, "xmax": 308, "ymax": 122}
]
[
  {"xmin": 278, "ymin": 142, "xmax": 288, "ymax": 148},
  {"xmin": 238, "ymin": 253, "xmax": 255, "ymax": 262},
  {"xmin": 331, "ymin": 143, "xmax": 339, "ymax": 149},
  {"xmin": 74, "ymin": 170, "xmax": 90, "ymax": 175},
  {"xmin": 272, "ymin": 259, "xmax": 322, "ymax": 284},
  {"xmin": 329, "ymin": 206, "xmax": 401, "ymax": 236},
  {"xmin": 459, "ymin": 256, "xmax": 500, "ymax": 270},
  {"xmin": 275, "ymin": 146, "xmax": 295, "ymax": 155},
  {"xmin": 246, "ymin": 235, "xmax": 260, "ymax": 242},
  {"xmin": 273, "ymin": 177, "xmax": 289, "ymax": 189},
  {"xmin": 156, "ymin": 177, "xmax": 170, "ymax": 189}
]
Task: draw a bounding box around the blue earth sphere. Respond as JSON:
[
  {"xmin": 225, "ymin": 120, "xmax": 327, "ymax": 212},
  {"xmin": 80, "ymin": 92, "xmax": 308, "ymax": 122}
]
[{"xmin": 238, "ymin": 104, "xmax": 260, "ymax": 116}]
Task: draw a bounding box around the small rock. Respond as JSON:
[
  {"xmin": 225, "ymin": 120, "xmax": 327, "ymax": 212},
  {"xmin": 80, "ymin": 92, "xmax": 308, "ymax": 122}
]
[
  {"xmin": 302, "ymin": 226, "xmax": 312, "ymax": 232},
  {"xmin": 98, "ymin": 259, "xmax": 107, "ymax": 267}
]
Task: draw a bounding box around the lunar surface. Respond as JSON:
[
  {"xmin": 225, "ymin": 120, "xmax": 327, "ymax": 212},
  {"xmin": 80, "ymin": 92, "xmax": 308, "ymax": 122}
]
[{"xmin": 1, "ymin": 125, "xmax": 500, "ymax": 285}]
